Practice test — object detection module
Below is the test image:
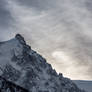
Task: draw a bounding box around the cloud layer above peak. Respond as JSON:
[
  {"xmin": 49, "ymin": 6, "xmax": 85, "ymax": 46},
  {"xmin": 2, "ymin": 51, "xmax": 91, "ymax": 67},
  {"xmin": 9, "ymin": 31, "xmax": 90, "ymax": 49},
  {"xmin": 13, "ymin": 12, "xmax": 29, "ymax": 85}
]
[{"xmin": 0, "ymin": 0, "xmax": 92, "ymax": 80}]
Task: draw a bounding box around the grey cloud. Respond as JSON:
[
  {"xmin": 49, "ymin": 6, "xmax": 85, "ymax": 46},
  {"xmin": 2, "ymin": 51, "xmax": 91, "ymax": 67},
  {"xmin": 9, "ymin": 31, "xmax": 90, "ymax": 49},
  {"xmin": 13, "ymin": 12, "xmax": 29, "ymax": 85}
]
[
  {"xmin": 1, "ymin": 0, "xmax": 92, "ymax": 80},
  {"xmin": 85, "ymin": 0, "xmax": 92, "ymax": 11},
  {"xmin": 15, "ymin": 0, "xmax": 60, "ymax": 12},
  {"xmin": 0, "ymin": 0, "xmax": 15, "ymax": 41},
  {"xmin": 0, "ymin": 0, "xmax": 13, "ymax": 28}
]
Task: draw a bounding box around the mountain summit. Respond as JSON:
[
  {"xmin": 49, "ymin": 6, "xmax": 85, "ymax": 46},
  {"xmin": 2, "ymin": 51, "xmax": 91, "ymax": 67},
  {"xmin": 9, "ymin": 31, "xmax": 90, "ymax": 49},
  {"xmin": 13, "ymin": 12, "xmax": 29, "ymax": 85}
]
[{"xmin": 0, "ymin": 34, "xmax": 86, "ymax": 92}]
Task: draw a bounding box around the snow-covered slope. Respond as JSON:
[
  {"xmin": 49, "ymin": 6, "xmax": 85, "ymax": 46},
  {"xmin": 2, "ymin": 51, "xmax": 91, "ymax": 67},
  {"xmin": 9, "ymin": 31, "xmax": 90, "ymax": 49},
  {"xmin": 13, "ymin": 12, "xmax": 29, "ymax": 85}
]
[
  {"xmin": 0, "ymin": 34, "xmax": 86, "ymax": 92},
  {"xmin": 74, "ymin": 80, "xmax": 92, "ymax": 92}
]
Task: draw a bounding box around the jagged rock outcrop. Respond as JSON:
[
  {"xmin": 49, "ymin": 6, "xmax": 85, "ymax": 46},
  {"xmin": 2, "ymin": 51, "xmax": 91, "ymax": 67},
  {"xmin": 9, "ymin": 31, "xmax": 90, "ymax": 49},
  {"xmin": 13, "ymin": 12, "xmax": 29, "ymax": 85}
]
[
  {"xmin": 0, "ymin": 34, "xmax": 86, "ymax": 92},
  {"xmin": 0, "ymin": 76, "xmax": 29, "ymax": 92}
]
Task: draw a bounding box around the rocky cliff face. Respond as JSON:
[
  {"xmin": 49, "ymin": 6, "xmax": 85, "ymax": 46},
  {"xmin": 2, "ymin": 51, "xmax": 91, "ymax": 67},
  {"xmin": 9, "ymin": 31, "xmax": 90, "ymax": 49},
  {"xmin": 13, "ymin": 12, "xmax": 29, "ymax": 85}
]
[
  {"xmin": 0, "ymin": 76, "xmax": 29, "ymax": 92},
  {"xmin": 0, "ymin": 34, "xmax": 86, "ymax": 92}
]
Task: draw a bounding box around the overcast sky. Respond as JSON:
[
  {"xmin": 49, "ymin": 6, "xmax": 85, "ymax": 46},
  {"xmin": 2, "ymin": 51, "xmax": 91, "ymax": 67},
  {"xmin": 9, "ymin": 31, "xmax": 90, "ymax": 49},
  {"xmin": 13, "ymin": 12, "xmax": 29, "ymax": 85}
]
[{"xmin": 0, "ymin": 0, "xmax": 92, "ymax": 80}]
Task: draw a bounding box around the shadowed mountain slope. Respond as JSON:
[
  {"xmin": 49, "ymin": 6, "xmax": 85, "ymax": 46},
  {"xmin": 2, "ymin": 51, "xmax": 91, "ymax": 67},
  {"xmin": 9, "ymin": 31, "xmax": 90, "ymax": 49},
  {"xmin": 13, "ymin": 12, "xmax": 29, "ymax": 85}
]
[{"xmin": 0, "ymin": 34, "xmax": 86, "ymax": 92}]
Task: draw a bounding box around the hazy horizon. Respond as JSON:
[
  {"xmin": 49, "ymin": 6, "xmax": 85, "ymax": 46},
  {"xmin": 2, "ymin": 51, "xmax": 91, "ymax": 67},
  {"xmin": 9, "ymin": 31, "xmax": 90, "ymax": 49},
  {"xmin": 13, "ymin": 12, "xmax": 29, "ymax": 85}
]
[{"xmin": 0, "ymin": 0, "xmax": 92, "ymax": 80}]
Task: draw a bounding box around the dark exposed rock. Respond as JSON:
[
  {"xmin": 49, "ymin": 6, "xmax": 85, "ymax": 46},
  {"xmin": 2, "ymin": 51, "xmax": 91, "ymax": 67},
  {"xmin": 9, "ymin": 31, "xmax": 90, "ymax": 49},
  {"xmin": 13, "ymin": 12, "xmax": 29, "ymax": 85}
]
[
  {"xmin": 15, "ymin": 34, "xmax": 26, "ymax": 45},
  {"xmin": 2, "ymin": 64, "xmax": 21, "ymax": 82},
  {"xmin": 0, "ymin": 76, "xmax": 29, "ymax": 92}
]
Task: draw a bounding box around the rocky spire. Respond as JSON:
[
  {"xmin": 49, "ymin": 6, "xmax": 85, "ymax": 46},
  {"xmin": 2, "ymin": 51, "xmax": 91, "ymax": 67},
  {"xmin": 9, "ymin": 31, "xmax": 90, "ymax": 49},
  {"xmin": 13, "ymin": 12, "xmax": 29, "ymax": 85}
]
[
  {"xmin": 15, "ymin": 34, "xmax": 31, "ymax": 53},
  {"xmin": 15, "ymin": 34, "xmax": 26, "ymax": 45}
]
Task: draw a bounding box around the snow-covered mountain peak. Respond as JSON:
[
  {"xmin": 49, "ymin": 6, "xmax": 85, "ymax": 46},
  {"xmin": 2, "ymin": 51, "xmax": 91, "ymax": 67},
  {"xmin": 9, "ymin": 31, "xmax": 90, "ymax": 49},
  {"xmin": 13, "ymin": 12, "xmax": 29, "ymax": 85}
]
[
  {"xmin": 0, "ymin": 34, "xmax": 31, "ymax": 75},
  {"xmin": 0, "ymin": 34, "xmax": 86, "ymax": 92},
  {"xmin": 0, "ymin": 34, "xmax": 31, "ymax": 62},
  {"xmin": 0, "ymin": 36, "xmax": 22, "ymax": 65}
]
